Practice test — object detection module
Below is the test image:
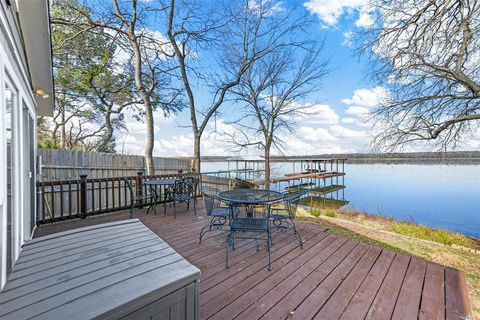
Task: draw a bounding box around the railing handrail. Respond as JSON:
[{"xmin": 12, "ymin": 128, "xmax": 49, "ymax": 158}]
[{"xmin": 36, "ymin": 173, "xmax": 182, "ymax": 187}]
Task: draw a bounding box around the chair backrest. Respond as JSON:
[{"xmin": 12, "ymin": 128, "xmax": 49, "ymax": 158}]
[
  {"xmin": 283, "ymin": 189, "xmax": 307, "ymax": 218},
  {"xmin": 182, "ymin": 176, "xmax": 199, "ymax": 196},
  {"xmin": 171, "ymin": 178, "xmax": 186, "ymax": 195},
  {"xmin": 122, "ymin": 177, "xmax": 133, "ymax": 194},
  {"xmin": 201, "ymin": 185, "xmax": 221, "ymax": 197},
  {"xmin": 201, "ymin": 186, "xmax": 221, "ymax": 216}
]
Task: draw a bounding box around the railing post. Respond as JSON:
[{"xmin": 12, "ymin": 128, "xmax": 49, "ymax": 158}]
[
  {"xmin": 80, "ymin": 174, "xmax": 88, "ymax": 219},
  {"xmin": 136, "ymin": 170, "xmax": 144, "ymax": 208}
]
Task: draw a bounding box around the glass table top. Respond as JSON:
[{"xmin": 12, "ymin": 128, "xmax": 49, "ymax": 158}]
[{"xmin": 217, "ymin": 189, "xmax": 283, "ymax": 204}]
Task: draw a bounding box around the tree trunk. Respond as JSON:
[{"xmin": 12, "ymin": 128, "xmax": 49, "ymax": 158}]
[
  {"xmin": 96, "ymin": 112, "xmax": 113, "ymax": 152},
  {"xmin": 51, "ymin": 123, "xmax": 59, "ymax": 143},
  {"xmin": 264, "ymin": 144, "xmax": 271, "ymax": 189},
  {"xmin": 144, "ymin": 98, "xmax": 155, "ymax": 175},
  {"xmin": 192, "ymin": 134, "xmax": 201, "ymax": 173},
  {"xmin": 128, "ymin": 30, "xmax": 155, "ymax": 175},
  {"xmin": 60, "ymin": 103, "xmax": 66, "ymax": 149}
]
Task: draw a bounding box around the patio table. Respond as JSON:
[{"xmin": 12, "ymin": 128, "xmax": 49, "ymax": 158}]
[
  {"xmin": 144, "ymin": 178, "xmax": 178, "ymax": 210},
  {"xmin": 217, "ymin": 189, "xmax": 283, "ymax": 206},
  {"xmin": 217, "ymin": 189, "xmax": 283, "ymax": 218},
  {"xmin": 144, "ymin": 178, "xmax": 177, "ymax": 187}
]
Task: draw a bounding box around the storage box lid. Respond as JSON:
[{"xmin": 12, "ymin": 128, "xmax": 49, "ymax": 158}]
[{"xmin": 0, "ymin": 219, "xmax": 200, "ymax": 319}]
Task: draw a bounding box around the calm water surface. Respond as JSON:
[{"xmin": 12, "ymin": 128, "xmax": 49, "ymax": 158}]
[{"xmin": 202, "ymin": 162, "xmax": 480, "ymax": 238}]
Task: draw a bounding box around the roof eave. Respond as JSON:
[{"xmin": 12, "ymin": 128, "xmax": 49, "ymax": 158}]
[{"xmin": 17, "ymin": 0, "xmax": 54, "ymax": 116}]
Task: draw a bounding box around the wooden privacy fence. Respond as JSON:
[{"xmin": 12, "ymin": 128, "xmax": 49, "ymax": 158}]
[
  {"xmin": 36, "ymin": 172, "xmax": 234, "ymax": 225},
  {"xmin": 38, "ymin": 148, "xmax": 193, "ymax": 181}
]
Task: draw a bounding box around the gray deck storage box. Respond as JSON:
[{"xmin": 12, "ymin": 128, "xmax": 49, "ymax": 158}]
[{"xmin": 0, "ymin": 219, "xmax": 200, "ymax": 320}]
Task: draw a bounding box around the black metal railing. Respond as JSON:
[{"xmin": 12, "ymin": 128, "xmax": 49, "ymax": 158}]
[{"xmin": 36, "ymin": 172, "xmax": 188, "ymax": 224}]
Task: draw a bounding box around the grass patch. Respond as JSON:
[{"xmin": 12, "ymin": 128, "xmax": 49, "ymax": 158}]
[
  {"xmin": 309, "ymin": 207, "xmax": 322, "ymax": 217},
  {"xmin": 324, "ymin": 209, "xmax": 337, "ymax": 218},
  {"xmin": 389, "ymin": 221, "xmax": 476, "ymax": 248},
  {"xmin": 305, "ymin": 204, "xmax": 479, "ymax": 250}
]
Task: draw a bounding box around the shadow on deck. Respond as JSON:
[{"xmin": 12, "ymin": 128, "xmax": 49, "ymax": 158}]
[{"xmin": 34, "ymin": 202, "xmax": 472, "ymax": 320}]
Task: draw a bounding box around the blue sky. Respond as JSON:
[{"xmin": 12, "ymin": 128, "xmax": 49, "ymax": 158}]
[{"xmin": 117, "ymin": 0, "xmax": 479, "ymax": 157}]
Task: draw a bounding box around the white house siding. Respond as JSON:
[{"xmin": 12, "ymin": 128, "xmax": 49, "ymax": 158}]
[{"xmin": 0, "ymin": 1, "xmax": 43, "ymax": 289}]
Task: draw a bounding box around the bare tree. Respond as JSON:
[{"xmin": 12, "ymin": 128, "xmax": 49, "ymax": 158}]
[
  {"xmin": 165, "ymin": 0, "xmax": 311, "ymax": 173},
  {"xmin": 84, "ymin": 62, "xmax": 143, "ymax": 152},
  {"xmin": 359, "ymin": 0, "xmax": 480, "ymax": 151},
  {"xmin": 52, "ymin": 0, "xmax": 182, "ymax": 173},
  {"xmin": 229, "ymin": 45, "xmax": 328, "ymax": 188}
]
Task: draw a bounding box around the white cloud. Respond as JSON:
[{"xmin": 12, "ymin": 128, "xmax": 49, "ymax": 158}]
[
  {"xmin": 330, "ymin": 124, "xmax": 368, "ymax": 139},
  {"xmin": 298, "ymin": 126, "xmax": 337, "ymax": 142},
  {"xmin": 355, "ymin": 8, "xmax": 374, "ymax": 27},
  {"xmin": 345, "ymin": 106, "xmax": 369, "ymax": 116},
  {"xmin": 279, "ymin": 135, "xmax": 343, "ymax": 155},
  {"xmin": 341, "ymin": 117, "xmax": 356, "ymax": 124},
  {"xmin": 342, "ymin": 86, "xmax": 387, "ymax": 109},
  {"xmin": 298, "ymin": 104, "xmax": 340, "ymax": 124},
  {"xmin": 304, "ymin": 0, "xmax": 368, "ymax": 27}
]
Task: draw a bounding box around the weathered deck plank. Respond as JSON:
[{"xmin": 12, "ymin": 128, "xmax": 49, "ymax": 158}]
[
  {"xmin": 445, "ymin": 267, "xmax": 473, "ymax": 320},
  {"xmin": 419, "ymin": 262, "xmax": 446, "ymax": 320},
  {"xmin": 339, "ymin": 249, "xmax": 396, "ymax": 320},
  {"xmin": 32, "ymin": 202, "xmax": 473, "ymax": 320}
]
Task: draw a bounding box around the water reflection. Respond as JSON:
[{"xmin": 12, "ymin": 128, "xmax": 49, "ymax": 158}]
[{"xmin": 202, "ymin": 161, "xmax": 480, "ymax": 238}]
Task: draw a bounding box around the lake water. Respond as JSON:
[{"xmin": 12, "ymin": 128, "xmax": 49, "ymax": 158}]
[{"xmin": 202, "ymin": 162, "xmax": 480, "ymax": 238}]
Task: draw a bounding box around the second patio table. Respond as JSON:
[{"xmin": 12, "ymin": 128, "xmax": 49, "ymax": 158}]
[
  {"xmin": 144, "ymin": 179, "xmax": 178, "ymax": 213},
  {"xmin": 144, "ymin": 178, "xmax": 177, "ymax": 187}
]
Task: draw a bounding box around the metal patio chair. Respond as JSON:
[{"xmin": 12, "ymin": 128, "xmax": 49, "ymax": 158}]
[
  {"xmin": 269, "ymin": 188, "xmax": 307, "ymax": 247},
  {"xmin": 226, "ymin": 205, "xmax": 272, "ymax": 271},
  {"xmin": 165, "ymin": 177, "xmax": 198, "ymax": 218},
  {"xmin": 198, "ymin": 186, "xmax": 233, "ymax": 244},
  {"xmin": 123, "ymin": 177, "xmax": 157, "ymax": 218}
]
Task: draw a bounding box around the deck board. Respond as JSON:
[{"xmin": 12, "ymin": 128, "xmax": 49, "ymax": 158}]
[
  {"xmin": 33, "ymin": 202, "xmax": 473, "ymax": 320},
  {"xmin": 391, "ymin": 258, "xmax": 427, "ymax": 320},
  {"xmin": 419, "ymin": 263, "xmax": 445, "ymax": 320},
  {"xmin": 339, "ymin": 249, "xmax": 396, "ymax": 320}
]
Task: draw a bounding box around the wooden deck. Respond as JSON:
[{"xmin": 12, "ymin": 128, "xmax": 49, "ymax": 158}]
[{"xmin": 34, "ymin": 203, "xmax": 472, "ymax": 320}]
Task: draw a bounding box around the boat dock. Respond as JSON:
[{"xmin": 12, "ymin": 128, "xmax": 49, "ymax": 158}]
[{"xmin": 253, "ymin": 158, "xmax": 347, "ymax": 185}]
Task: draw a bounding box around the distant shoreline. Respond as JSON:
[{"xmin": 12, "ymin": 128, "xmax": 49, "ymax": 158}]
[{"xmin": 202, "ymin": 151, "xmax": 480, "ymax": 164}]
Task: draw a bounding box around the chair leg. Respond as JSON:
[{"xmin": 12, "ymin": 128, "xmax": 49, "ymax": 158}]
[
  {"xmin": 173, "ymin": 201, "xmax": 176, "ymax": 219},
  {"xmin": 129, "ymin": 202, "xmax": 134, "ymax": 219},
  {"xmin": 267, "ymin": 229, "xmax": 272, "ymax": 271},
  {"xmin": 291, "ymin": 219, "xmax": 303, "ymax": 248},
  {"xmin": 226, "ymin": 233, "xmax": 231, "ymax": 268},
  {"xmin": 193, "ymin": 198, "xmax": 197, "ymax": 215},
  {"xmin": 146, "ymin": 203, "xmax": 151, "ymax": 215},
  {"xmin": 253, "ymin": 233, "xmax": 260, "ymax": 251},
  {"xmin": 199, "ymin": 225, "xmax": 209, "ymax": 244}
]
